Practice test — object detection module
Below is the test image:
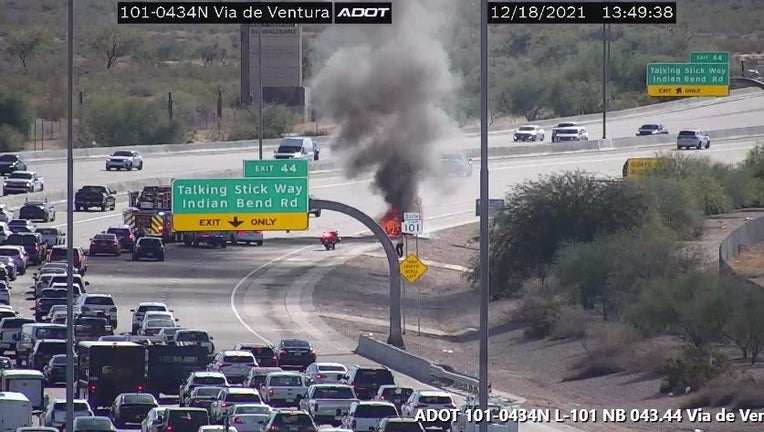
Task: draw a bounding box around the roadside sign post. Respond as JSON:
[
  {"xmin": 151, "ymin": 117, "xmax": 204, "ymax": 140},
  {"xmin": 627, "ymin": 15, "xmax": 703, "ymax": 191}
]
[
  {"xmin": 475, "ymin": 199, "xmax": 505, "ymax": 217},
  {"xmin": 400, "ymin": 254, "xmax": 428, "ymax": 284},
  {"xmin": 173, "ymin": 160, "xmax": 309, "ymax": 231},
  {"xmin": 401, "ymin": 212, "xmax": 424, "ymax": 334},
  {"xmin": 646, "ymin": 62, "xmax": 729, "ymax": 97}
]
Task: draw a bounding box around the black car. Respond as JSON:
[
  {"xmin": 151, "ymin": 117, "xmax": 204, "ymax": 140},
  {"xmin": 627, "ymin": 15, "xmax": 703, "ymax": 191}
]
[
  {"xmin": 0, "ymin": 154, "xmax": 26, "ymax": 176},
  {"xmin": 133, "ymin": 237, "xmax": 165, "ymax": 261},
  {"xmin": 233, "ymin": 343, "xmax": 279, "ymax": 367},
  {"xmin": 6, "ymin": 232, "xmax": 46, "ymax": 265},
  {"xmin": 107, "ymin": 227, "xmax": 135, "ymax": 250},
  {"xmin": 44, "ymin": 354, "xmax": 67, "ymax": 384},
  {"xmin": 636, "ymin": 123, "xmax": 669, "ymax": 136},
  {"xmin": 274, "ymin": 339, "xmax": 316, "ymax": 370},
  {"xmin": 18, "ymin": 200, "xmax": 56, "ymax": 223},
  {"xmin": 110, "ymin": 393, "xmax": 159, "ymax": 428}
]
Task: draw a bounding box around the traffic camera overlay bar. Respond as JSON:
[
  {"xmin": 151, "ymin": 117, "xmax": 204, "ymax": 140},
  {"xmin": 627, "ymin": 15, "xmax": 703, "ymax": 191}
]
[
  {"xmin": 117, "ymin": 2, "xmax": 393, "ymax": 24},
  {"xmin": 488, "ymin": 2, "xmax": 677, "ymax": 24}
]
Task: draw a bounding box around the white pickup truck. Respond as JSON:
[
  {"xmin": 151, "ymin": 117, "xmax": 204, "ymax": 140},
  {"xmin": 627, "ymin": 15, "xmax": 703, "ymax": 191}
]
[
  {"xmin": 451, "ymin": 396, "xmax": 519, "ymax": 432},
  {"xmin": 260, "ymin": 371, "xmax": 308, "ymax": 407},
  {"xmin": 299, "ymin": 384, "xmax": 359, "ymax": 425}
]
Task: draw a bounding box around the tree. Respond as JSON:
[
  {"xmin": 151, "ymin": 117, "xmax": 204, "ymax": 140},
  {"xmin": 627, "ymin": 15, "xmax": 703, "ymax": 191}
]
[
  {"xmin": 81, "ymin": 95, "xmax": 183, "ymax": 146},
  {"xmin": 5, "ymin": 27, "xmax": 48, "ymax": 69},
  {"xmin": 469, "ymin": 171, "xmax": 649, "ymax": 296},
  {"xmin": 86, "ymin": 24, "xmax": 140, "ymax": 69},
  {"xmin": 724, "ymin": 280, "xmax": 764, "ymax": 364},
  {"xmin": 0, "ymin": 87, "xmax": 34, "ymax": 138}
]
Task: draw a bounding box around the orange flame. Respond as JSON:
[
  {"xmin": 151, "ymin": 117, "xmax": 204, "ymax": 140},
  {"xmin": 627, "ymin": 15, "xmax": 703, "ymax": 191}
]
[{"xmin": 379, "ymin": 208, "xmax": 402, "ymax": 238}]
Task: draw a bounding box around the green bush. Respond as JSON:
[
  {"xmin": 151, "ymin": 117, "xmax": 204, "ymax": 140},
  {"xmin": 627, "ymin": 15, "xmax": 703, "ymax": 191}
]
[
  {"xmin": 0, "ymin": 124, "xmax": 25, "ymax": 152},
  {"xmin": 511, "ymin": 284, "xmax": 562, "ymax": 339},
  {"xmin": 225, "ymin": 104, "xmax": 299, "ymax": 141},
  {"xmin": 662, "ymin": 345, "xmax": 730, "ymax": 394},
  {"xmin": 0, "ymin": 87, "xmax": 34, "ymax": 138},
  {"xmin": 81, "ymin": 95, "xmax": 184, "ymax": 146}
]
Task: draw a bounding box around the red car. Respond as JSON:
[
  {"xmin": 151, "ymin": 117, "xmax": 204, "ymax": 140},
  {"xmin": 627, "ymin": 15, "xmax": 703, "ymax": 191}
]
[{"xmin": 89, "ymin": 233, "xmax": 121, "ymax": 256}]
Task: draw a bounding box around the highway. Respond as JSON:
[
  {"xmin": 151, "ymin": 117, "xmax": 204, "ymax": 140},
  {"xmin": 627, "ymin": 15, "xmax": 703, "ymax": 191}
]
[
  {"xmin": 13, "ymin": 131, "xmax": 762, "ymax": 432},
  {"xmin": 13, "ymin": 90, "xmax": 764, "ymax": 197}
]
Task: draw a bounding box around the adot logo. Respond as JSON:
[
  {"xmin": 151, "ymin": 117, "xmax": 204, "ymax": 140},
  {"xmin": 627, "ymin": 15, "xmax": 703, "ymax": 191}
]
[{"xmin": 334, "ymin": 2, "xmax": 393, "ymax": 24}]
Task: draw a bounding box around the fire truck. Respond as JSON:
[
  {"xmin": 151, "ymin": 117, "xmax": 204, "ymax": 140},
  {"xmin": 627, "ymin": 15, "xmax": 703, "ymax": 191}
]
[{"xmin": 123, "ymin": 186, "xmax": 182, "ymax": 243}]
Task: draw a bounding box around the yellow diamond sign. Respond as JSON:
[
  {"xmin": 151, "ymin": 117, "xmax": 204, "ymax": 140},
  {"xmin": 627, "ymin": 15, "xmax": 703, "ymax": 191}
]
[{"xmin": 400, "ymin": 254, "xmax": 428, "ymax": 283}]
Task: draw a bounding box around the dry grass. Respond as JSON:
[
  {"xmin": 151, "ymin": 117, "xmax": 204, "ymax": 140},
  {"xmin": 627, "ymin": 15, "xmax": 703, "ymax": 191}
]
[{"xmin": 680, "ymin": 372, "xmax": 764, "ymax": 410}]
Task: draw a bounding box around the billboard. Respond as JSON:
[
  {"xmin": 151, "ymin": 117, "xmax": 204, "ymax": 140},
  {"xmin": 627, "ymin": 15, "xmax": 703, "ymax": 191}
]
[{"xmin": 248, "ymin": 24, "xmax": 303, "ymax": 89}]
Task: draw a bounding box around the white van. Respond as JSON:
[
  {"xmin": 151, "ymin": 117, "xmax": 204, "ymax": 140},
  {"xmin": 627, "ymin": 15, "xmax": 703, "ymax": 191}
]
[
  {"xmin": 0, "ymin": 370, "xmax": 45, "ymax": 411},
  {"xmin": 552, "ymin": 126, "xmax": 589, "ymax": 142},
  {"xmin": 272, "ymin": 137, "xmax": 320, "ymax": 161},
  {"xmin": 0, "ymin": 392, "xmax": 33, "ymax": 432}
]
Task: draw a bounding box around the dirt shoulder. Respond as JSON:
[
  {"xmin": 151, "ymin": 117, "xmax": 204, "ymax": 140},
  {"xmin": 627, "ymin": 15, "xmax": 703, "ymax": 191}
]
[{"xmin": 313, "ymin": 210, "xmax": 764, "ymax": 432}]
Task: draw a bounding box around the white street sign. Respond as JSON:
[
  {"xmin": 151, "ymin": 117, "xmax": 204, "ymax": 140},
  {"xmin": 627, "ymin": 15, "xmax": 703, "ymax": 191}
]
[
  {"xmin": 402, "ymin": 219, "xmax": 423, "ymax": 235},
  {"xmin": 403, "ymin": 212, "xmax": 420, "ymax": 221}
]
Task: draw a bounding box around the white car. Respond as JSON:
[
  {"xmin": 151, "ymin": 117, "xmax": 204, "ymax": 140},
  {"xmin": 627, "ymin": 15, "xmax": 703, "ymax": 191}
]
[
  {"xmin": 342, "ymin": 401, "xmax": 398, "ymax": 432},
  {"xmin": 0, "ymin": 286, "xmax": 9, "ymax": 305},
  {"xmin": 304, "ymin": 362, "xmax": 348, "ymax": 385},
  {"xmin": 75, "ymin": 294, "xmax": 118, "ymax": 327},
  {"xmin": 2, "ymin": 171, "xmax": 44, "ymax": 195},
  {"xmin": 208, "ymin": 350, "xmax": 258, "ymax": 384},
  {"xmin": 140, "ymin": 318, "xmax": 178, "ymax": 336},
  {"xmin": 401, "ymin": 391, "xmax": 455, "ymax": 430},
  {"xmin": 106, "ymin": 150, "xmax": 144, "ymax": 171},
  {"xmin": 41, "ymin": 398, "xmax": 94, "ymax": 429},
  {"xmin": 228, "ymin": 404, "xmax": 272, "ymax": 432},
  {"xmin": 228, "ymin": 230, "xmax": 264, "ymax": 246},
  {"xmin": 35, "ymin": 227, "xmax": 65, "ymax": 247},
  {"xmin": 143, "ymin": 311, "xmax": 177, "ymax": 324},
  {"xmin": 513, "ymin": 125, "xmax": 545, "ymax": 142},
  {"xmin": 130, "ymin": 302, "xmax": 171, "ymax": 334}
]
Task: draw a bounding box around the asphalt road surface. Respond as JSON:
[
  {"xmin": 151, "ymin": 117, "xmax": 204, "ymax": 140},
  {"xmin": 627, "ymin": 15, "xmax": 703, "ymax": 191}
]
[
  {"xmin": 15, "ymin": 90, "xmax": 764, "ymax": 200},
  {"xmin": 15, "ymin": 132, "xmax": 761, "ymax": 432}
]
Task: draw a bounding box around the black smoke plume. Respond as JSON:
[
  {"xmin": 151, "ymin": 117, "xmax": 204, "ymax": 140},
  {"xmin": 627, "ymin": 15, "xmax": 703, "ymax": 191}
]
[{"xmin": 310, "ymin": 0, "xmax": 459, "ymax": 212}]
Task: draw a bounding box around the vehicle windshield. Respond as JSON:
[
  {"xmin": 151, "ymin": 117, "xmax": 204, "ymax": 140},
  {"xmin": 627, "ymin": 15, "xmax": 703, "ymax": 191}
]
[
  {"xmin": 138, "ymin": 305, "xmax": 167, "ymax": 313},
  {"xmin": 53, "ymin": 402, "xmax": 90, "ymax": 411},
  {"xmin": 8, "ymin": 172, "xmax": 32, "ymax": 180},
  {"xmin": 313, "ymin": 387, "xmax": 355, "ymax": 398},
  {"xmin": 226, "ymin": 393, "xmax": 260, "ymax": 402},
  {"xmin": 107, "ymin": 228, "xmax": 130, "ymax": 237},
  {"xmin": 139, "ymin": 238, "xmax": 162, "ymax": 247},
  {"xmin": 235, "ymin": 405, "xmax": 271, "ymax": 414},
  {"xmin": 640, "ymin": 124, "xmax": 658, "ymax": 129},
  {"xmin": 277, "ymin": 139, "xmax": 304, "ymax": 153},
  {"xmin": 7, "ymin": 234, "xmax": 37, "ymax": 245},
  {"xmin": 19, "ymin": 206, "xmax": 45, "ymax": 217},
  {"xmin": 269, "ymin": 375, "xmax": 303, "ymax": 386},
  {"xmin": 383, "ymin": 421, "xmax": 422, "ymax": 432},
  {"xmin": 35, "ymin": 327, "xmax": 67, "ymax": 338},
  {"xmin": 123, "ymin": 394, "xmax": 156, "ymax": 404},
  {"xmin": 85, "ymin": 297, "xmax": 114, "ymax": 306},
  {"xmin": 74, "ymin": 418, "xmax": 113, "ymax": 429},
  {"xmin": 281, "ymin": 339, "xmax": 310, "ymax": 348},
  {"xmin": 80, "ymin": 186, "xmax": 106, "ymax": 193},
  {"xmin": 381, "ymin": 388, "xmax": 413, "ymax": 399},
  {"xmin": 354, "ymin": 405, "xmax": 398, "ymax": 418},
  {"xmin": 556, "ymin": 122, "xmax": 576, "ymax": 128},
  {"xmin": 223, "ymin": 355, "xmax": 255, "ymax": 364},
  {"xmin": 146, "ymin": 319, "xmax": 175, "ymax": 328},
  {"xmin": 0, "ymin": 155, "xmax": 17, "ymax": 162},
  {"xmin": 318, "ymin": 365, "xmax": 346, "ymax": 372},
  {"xmin": 678, "ymin": 130, "xmax": 700, "ymax": 137},
  {"xmin": 112, "ymin": 151, "xmax": 133, "ymax": 157},
  {"xmin": 248, "ymin": 347, "xmax": 275, "ymax": 356},
  {"xmin": 193, "ymin": 387, "xmax": 224, "ymax": 397},
  {"xmin": 355, "ymin": 369, "xmax": 394, "ymax": 384},
  {"xmin": 37, "ymin": 342, "xmax": 66, "ymax": 354},
  {"xmin": 273, "ymin": 413, "xmax": 313, "ymax": 426},
  {"xmin": 176, "ymin": 331, "xmax": 209, "ymax": 342},
  {"xmin": 518, "ymin": 126, "xmax": 535, "ymax": 131},
  {"xmin": 51, "ymin": 355, "xmax": 67, "ymax": 365},
  {"xmin": 0, "ymin": 249, "xmax": 19, "ymax": 257},
  {"xmin": 556, "ymin": 129, "xmax": 579, "ymax": 134},
  {"xmin": 93, "ymin": 234, "xmax": 117, "ymax": 241},
  {"xmin": 194, "ymin": 376, "xmax": 227, "ymax": 385},
  {"xmin": 418, "ymin": 395, "xmax": 452, "ymax": 404},
  {"xmin": 36, "ymin": 228, "xmax": 58, "ymax": 235}
]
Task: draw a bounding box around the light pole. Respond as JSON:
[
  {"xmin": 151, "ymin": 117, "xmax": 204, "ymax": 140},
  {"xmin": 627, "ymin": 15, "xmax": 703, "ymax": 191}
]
[
  {"xmin": 257, "ymin": 2, "xmax": 264, "ymax": 160},
  {"xmin": 479, "ymin": 1, "xmax": 490, "ymax": 432},
  {"xmin": 65, "ymin": 0, "xmax": 76, "ymax": 431}
]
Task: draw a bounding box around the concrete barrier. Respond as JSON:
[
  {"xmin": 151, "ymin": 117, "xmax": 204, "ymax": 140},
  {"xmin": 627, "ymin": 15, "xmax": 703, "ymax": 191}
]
[
  {"xmin": 719, "ymin": 213, "xmax": 764, "ymax": 272},
  {"xmin": 355, "ymin": 335, "xmax": 433, "ymax": 383}
]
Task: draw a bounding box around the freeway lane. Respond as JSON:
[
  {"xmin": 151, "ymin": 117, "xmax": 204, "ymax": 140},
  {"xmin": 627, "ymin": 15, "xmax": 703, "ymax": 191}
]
[{"xmin": 10, "ymin": 90, "xmax": 764, "ymax": 202}]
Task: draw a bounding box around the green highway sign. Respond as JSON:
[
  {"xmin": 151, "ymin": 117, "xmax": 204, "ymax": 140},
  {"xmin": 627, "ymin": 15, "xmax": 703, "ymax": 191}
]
[
  {"xmin": 646, "ymin": 62, "xmax": 729, "ymax": 97},
  {"xmin": 690, "ymin": 51, "xmax": 729, "ymax": 64},
  {"xmin": 171, "ymin": 177, "xmax": 309, "ymax": 231},
  {"xmin": 243, "ymin": 159, "xmax": 309, "ymax": 178}
]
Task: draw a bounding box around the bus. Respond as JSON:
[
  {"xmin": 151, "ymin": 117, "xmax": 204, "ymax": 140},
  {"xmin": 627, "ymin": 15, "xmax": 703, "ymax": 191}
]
[{"xmin": 77, "ymin": 341, "xmax": 146, "ymax": 409}]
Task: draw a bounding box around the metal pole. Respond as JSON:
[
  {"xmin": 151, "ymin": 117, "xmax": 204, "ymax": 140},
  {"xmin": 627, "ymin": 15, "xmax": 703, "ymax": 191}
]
[
  {"xmin": 479, "ymin": 0, "xmax": 490, "ymax": 430},
  {"xmin": 402, "ymin": 237, "xmax": 407, "ymax": 334},
  {"xmin": 602, "ymin": 22, "xmax": 607, "ymax": 139},
  {"xmin": 66, "ymin": 0, "xmax": 76, "ymax": 430},
  {"xmin": 416, "ymin": 235, "xmax": 420, "ymax": 335},
  {"xmin": 257, "ymin": 18, "xmax": 264, "ymax": 160}
]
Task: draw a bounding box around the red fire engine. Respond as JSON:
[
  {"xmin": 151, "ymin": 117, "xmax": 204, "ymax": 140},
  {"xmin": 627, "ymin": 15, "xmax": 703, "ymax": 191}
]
[{"xmin": 123, "ymin": 186, "xmax": 181, "ymax": 243}]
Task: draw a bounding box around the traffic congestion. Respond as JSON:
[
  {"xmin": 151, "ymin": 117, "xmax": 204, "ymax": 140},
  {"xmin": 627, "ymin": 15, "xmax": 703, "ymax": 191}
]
[{"xmin": 0, "ymin": 152, "xmax": 519, "ymax": 432}]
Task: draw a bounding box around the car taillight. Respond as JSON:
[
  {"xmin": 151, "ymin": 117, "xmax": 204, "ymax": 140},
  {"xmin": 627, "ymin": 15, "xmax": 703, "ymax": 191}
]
[
  {"xmin": 255, "ymin": 231, "xmax": 263, "ymax": 234},
  {"xmin": 414, "ymin": 403, "xmax": 426, "ymax": 408},
  {"xmin": 90, "ymin": 243, "xmax": 96, "ymax": 247},
  {"xmin": 166, "ymin": 426, "xmax": 174, "ymax": 431},
  {"xmin": 310, "ymin": 349, "xmax": 316, "ymax": 355},
  {"xmin": 234, "ymin": 418, "xmax": 243, "ymax": 424},
  {"xmin": 137, "ymin": 385, "xmax": 144, "ymax": 392},
  {"xmin": 379, "ymin": 396, "xmax": 385, "ymax": 400},
  {"xmin": 112, "ymin": 241, "xmax": 119, "ymax": 246},
  {"xmin": 219, "ymin": 362, "xmax": 230, "ymax": 367},
  {"xmin": 279, "ymin": 350, "xmax": 286, "ymax": 355},
  {"xmin": 315, "ymin": 374, "xmax": 323, "ymax": 379},
  {"xmin": 268, "ymin": 389, "xmax": 274, "ymax": 396},
  {"xmin": 272, "ymin": 356, "xmax": 277, "ymax": 360},
  {"xmin": 89, "ymin": 384, "xmax": 96, "ymax": 391},
  {"xmin": 270, "ymin": 426, "xmax": 279, "ymax": 431},
  {"xmin": 237, "ymin": 231, "xmax": 244, "ymax": 235},
  {"xmin": 221, "ymin": 402, "xmax": 229, "ymax": 407}
]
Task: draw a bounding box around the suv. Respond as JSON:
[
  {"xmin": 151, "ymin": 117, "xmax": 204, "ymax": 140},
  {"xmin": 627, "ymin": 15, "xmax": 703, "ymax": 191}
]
[
  {"xmin": 133, "ymin": 237, "xmax": 165, "ymax": 261},
  {"xmin": 47, "ymin": 245, "xmax": 88, "ymax": 274},
  {"xmin": 342, "ymin": 402, "xmax": 398, "ymax": 432},
  {"xmin": 29, "ymin": 338, "xmax": 68, "ymax": 371},
  {"xmin": 0, "ymin": 154, "xmax": 27, "ymax": 176},
  {"xmin": 15, "ymin": 323, "xmax": 67, "ymax": 366},
  {"xmin": 550, "ymin": 122, "xmax": 578, "ymax": 141},
  {"xmin": 6, "ymin": 232, "xmax": 46, "ymax": 265},
  {"xmin": 377, "ymin": 417, "xmax": 425, "ymax": 432},
  {"xmin": 131, "ymin": 302, "xmax": 171, "ymax": 334},
  {"xmin": 75, "ymin": 294, "xmax": 118, "ymax": 327},
  {"xmin": 179, "ymin": 371, "xmax": 230, "ymax": 403},
  {"xmin": 106, "ymin": 150, "xmax": 144, "ymax": 171},
  {"xmin": 107, "ymin": 227, "xmax": 136, "ymax": 250},
  {"xmin": 158, "ymin": 408, "xmax": 209, "ymax": 432},
  {"xmin": 42, "ymin": 399, "xmax": 94, "ymax": 429},
  {"xmin": 400, "ymin": 391, "xmax": 455, "ymax": 430},
  {"xmin": 676, "ymin": 129, "xmax": 710, "ymax": 150},
  {"xmin": 18, "ymin": 200, "xmax": 56, "ymax": 222},
  {"xmin": 208, "ymin": 387, "xmax": 263, "ymax": 423},
  {"xmin": 208, "ymin": 350, "xmax": 258, "ymax": 384},
  {"xmin": 341, "ymin": 366, "xmax": 395, "ymax": 400},
  {"xmin": 263, "ymin": 410, "xmax": 317, "ymax": 432}
]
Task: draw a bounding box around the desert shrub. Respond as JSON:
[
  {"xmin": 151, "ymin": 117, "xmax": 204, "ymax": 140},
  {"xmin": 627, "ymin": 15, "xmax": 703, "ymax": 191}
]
[
  {"xmin": 661, "ymin": 344, "xmax": 730, "ymax": 394},
  {"xmin": 631, "ymin": 175, "xmax": 705, "ymax": 240},
  {"xmin": 723, "ymin": 280, "xmax": 764, "ymax": 364},
  {"xmin": 0, "ymin": 124, "xmax": 25, "ymax": 152},
  {"xmin": 511, "ymin": 284, "xmax": 563, "ymax": 339},
  {"xmin": 81, "ymin": 95, "xmax": 184, "ymax": 146},
  {"xmin": 564, "ymin": 322, "xmax": 641, "ymax": 380},
  {"xmin": 680, "ymin": 372, "xmax": 763, "ymax": 409},
  {"xmin": 471, "ymin": 171, "xmax": 648, "ymax": 296},
  {"xmin": 225, "ymin": 104, "xmax": 299, "ymax": 141},
  {"xmin": 549, "ymin": 305, "xmax": 591, "ymax": 340}
]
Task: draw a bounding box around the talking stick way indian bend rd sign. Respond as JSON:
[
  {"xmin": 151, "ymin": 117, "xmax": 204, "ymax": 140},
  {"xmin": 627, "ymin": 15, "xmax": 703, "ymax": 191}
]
[
  {"xmin": 171, "ymin": 159, "xmax": 309, "ymax": 231},
  {"xmin": 646, "ymin": 61, "xmax": 729, "ymax": 97}
]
